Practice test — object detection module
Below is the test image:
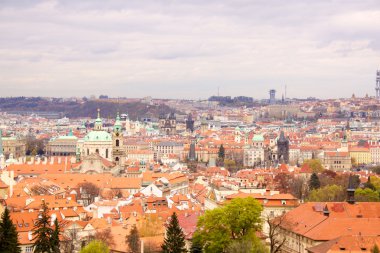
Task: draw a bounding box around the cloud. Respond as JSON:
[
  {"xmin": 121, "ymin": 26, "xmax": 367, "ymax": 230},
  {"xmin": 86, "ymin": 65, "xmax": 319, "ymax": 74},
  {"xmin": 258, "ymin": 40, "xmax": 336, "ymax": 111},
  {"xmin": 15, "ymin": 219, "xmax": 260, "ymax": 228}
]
[{"xmin": 0, "ymin": 0, "xmax": 379, "ymax": 99}]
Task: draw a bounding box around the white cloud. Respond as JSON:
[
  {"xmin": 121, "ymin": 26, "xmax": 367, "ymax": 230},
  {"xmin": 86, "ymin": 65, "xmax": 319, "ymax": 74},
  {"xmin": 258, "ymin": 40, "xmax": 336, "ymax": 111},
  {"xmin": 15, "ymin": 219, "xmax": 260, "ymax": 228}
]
[{"xmin": 0, "ymin": 0, "xmax": 379, "ymax": 99}]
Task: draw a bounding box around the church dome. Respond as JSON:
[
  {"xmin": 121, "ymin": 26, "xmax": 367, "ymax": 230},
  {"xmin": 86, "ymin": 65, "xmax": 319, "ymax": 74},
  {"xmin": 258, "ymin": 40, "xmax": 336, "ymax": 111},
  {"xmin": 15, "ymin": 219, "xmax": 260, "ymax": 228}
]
[
  {"xmin": 252, "ymin": 134, "xmax": 264, "ymax": 142},
  {"xmin": 84, "ymin": 131, "xmax": 112, "ymax": 142}
]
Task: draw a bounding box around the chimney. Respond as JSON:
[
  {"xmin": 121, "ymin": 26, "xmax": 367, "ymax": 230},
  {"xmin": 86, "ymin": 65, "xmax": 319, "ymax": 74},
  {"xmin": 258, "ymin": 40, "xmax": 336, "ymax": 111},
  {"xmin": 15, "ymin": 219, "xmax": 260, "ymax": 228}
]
[
  {"xmin": 50, "ymin": 213, "xmax": 57, "ymax": 226},
  {"xmin": 107, "ymin": 216, "xmax": 112, "ymax": 224},
  {"xmin": 50, "ymin": 157, "xmax": 54, "ymax": 164},
  {"xmin": 28, "ymin": 231, "xmax": 33, "ymax": 241},
  {"xmin": 347, "ymin": 174, "xmax": 356, "ymax": 204},
  {"xmin": 323, "ymin": 205, "xmax": 330, "ymax": 217},
  {"xmin": 58, "ymin": 157, "xmax": 61, "ymax": 164}
]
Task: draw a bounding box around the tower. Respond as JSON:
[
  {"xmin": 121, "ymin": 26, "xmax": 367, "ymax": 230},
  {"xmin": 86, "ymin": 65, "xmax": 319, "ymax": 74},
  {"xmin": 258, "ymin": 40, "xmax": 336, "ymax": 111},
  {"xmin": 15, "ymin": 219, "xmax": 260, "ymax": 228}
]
[
  {"xmin": 0, "ymin": 129, "xmax": 4, "ymax": 169},
  {"xmin": 94, "ymin": 108, "xmax": 103, "ymax": 131},
  {"xmin": 269, "ymin": 89, "xmax": 276, "ymax": 104},
  {"xmin": 112, "ymin": 112, "xmax": 125, "ymax": 165},
  {"xmin": 277, "ymin": 131, "xmax": 289, "ymax": 164},
  {"xmin": 186, "ymin": 113, "xmax": 195, "ymax": 132},
  {"xmin": 376, "ymin": 70, "xmax": 380, "ymax": 99}
]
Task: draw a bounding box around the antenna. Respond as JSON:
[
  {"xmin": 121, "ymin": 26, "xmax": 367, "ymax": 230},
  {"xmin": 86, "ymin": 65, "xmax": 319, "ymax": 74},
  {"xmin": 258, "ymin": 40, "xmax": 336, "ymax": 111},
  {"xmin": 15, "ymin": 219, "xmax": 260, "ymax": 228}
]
[{"xmin": 285, "ymin": 84, "xmax": 287, "ymax": 100}]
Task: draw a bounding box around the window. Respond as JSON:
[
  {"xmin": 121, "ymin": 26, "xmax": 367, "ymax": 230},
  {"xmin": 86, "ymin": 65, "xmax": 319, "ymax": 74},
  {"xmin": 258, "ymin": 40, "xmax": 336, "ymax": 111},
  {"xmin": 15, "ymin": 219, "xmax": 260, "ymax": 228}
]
[
  {"xmin": 25, "ymin": 246, "xmax": 34, "ymax": 253},
  {"xmin": 116, "ymin": 139, "xmax": 119, "ymax": 147},
  {"xmin": 281, "ymin": 200, "xmax": 286, "ymax": 205},
  {"xmin": 106, "ymin": 149, "xmax": 108, "ymax": 158}
]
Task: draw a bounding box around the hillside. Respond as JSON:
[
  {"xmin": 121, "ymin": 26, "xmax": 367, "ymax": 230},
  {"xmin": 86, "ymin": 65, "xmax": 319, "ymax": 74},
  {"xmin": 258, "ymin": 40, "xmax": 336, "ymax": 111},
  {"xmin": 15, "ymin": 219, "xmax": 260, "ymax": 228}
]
[{"xmin": 0, "ymin": 97, "xmax": 177, "ymax": 120}]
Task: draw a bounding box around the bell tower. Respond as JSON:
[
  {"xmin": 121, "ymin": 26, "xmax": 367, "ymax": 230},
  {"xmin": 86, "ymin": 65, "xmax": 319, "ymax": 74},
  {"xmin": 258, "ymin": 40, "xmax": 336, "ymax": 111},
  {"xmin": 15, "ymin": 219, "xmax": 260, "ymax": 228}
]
[{"xmin": 112, "ymin": 112, "xmax": 125, "ymax": 166}]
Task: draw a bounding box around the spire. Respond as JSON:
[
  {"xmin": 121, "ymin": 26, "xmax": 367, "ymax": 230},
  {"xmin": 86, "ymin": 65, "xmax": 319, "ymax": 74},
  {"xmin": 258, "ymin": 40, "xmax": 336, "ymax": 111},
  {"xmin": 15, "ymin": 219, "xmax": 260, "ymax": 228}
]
[
  {"xmin": 94, "ymin": 108, "xmax": 103, "ymax": 131},
  {"xmin": 113, "ymin": 111, "xmax": 122, "ymax": 133}
]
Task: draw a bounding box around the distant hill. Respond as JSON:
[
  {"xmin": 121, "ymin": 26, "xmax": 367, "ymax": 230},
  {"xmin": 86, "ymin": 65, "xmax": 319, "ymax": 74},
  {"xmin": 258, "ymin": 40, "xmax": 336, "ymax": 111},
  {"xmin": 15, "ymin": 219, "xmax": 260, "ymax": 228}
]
[{"xmin": 0, "ymin": 97, "xmax": 177, "ymax": 120}]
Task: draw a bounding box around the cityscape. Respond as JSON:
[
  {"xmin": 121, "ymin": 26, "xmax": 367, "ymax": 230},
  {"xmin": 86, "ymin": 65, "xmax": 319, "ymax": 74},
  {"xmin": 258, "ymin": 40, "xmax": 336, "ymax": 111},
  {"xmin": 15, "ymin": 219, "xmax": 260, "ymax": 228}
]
[{"xmin": 1, "ymin": 1, "xmax": 380, "ymax": 253}]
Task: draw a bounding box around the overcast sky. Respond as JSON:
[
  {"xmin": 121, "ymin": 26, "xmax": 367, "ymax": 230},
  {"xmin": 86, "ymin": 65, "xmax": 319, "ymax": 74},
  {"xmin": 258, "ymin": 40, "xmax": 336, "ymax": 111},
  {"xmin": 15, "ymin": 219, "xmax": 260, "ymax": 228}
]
[{"xmin": 1, "ymin": 0, "xmax": 380, "ymax": 99}]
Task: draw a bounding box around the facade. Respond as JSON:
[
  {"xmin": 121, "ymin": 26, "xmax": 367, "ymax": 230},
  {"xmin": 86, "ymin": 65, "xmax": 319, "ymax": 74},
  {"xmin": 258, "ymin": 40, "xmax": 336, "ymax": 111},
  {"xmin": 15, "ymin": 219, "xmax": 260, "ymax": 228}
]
[
  {"xmin": 349, "ymin": 147, "xmax": 371, "ymax": 165},
  {"xmin": 2, "ymin": 136, "xmax": 26, "ymax": 159},
  {"xmin": 46, "ymin": 130, "xmax": 78, "ymax": 156},
  {"xmin": 159, "ymin": 113, "xmax": 177, "ymax": 135},
  {"xmin": 77, "ymin": 109, "xmax": 113, "ymax": 162},
  {"xmin": 323, "ymin": 151, "xmax": 352, "ymax": 171},
  {"xmin": 154, "ymin": 141, "xmax": 184, "ymax": 161}
]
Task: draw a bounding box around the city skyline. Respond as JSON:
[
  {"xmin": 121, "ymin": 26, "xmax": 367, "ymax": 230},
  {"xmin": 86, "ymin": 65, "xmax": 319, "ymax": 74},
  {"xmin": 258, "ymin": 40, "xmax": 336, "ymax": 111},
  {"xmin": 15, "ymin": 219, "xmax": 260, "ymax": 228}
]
[{"xmin": 0, "ymin": 0, "xmax": 380, "ymax": 99}]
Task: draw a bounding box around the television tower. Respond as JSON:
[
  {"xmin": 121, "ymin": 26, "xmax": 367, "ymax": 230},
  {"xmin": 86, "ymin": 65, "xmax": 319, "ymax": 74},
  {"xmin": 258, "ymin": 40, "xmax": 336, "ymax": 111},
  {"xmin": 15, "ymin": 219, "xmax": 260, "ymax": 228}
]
[{"xmin": 376, "ymin": 70, "xmax": 380, "ymax": 99}]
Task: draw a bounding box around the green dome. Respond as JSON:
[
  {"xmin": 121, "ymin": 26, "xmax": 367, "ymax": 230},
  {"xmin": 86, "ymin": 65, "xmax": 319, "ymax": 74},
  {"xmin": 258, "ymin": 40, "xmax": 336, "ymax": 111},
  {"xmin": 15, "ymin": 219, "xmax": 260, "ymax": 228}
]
[
  {"xmin": 252, "ymin": 134, "xmax": 264, "ymax": 142},
  {"xmin": 84, "ymin": 131, "xmax": 112, "ymax": 142}
]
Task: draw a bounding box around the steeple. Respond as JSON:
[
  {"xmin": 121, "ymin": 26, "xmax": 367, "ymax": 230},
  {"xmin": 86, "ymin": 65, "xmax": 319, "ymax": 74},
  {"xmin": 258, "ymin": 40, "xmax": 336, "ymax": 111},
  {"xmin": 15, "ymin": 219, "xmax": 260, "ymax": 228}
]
[
  {"xmin": 94, "ymin": 108, "xmax": 103, "ymax": 131},
  {"xmin": 113, "ymin": 111, "xmax": 122, "ymax": 133}
]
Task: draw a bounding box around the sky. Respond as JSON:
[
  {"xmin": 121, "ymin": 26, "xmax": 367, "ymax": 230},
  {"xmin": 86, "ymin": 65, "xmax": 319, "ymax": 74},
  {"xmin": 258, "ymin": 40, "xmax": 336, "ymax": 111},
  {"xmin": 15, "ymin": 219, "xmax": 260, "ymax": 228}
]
[{"xmin": 0, "ymin": 0, "xmax": 380, "ymax": 99}]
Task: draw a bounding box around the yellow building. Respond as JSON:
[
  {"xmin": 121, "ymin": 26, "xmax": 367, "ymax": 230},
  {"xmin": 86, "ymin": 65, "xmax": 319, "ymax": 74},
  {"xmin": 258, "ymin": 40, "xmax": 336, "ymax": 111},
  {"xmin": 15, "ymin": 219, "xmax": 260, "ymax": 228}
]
[{"xmin": 349, "ymin": 147, "xmax": 372, "ymax": 165}]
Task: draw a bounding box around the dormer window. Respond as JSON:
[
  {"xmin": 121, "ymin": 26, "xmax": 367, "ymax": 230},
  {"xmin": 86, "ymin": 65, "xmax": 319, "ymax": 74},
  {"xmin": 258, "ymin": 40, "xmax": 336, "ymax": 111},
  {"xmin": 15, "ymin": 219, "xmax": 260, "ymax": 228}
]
[{"xmin": 281, "ymin": 200, "xmax": 286, "ymax": 205}]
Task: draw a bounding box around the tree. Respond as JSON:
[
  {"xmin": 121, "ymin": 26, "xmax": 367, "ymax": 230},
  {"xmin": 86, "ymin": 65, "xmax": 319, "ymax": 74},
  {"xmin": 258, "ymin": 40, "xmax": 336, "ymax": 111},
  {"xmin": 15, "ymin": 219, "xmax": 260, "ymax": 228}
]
[
  {"xmin": 88, "ymin": 228, "xmax": 115, "ymax": 248},
  {"xmin": 309, "ymin": 173, "xmax": 321, "ymax": 190},
  {"xmin": 126, "ymin": 225, "xmax": 140, "ymax": 253},
  {"xmin": 80, "ymin": 240, "xmax": 109, "ymax": 253},
  {"xmin": 190, "ymin": 237, "xmax": 203, "ymax": 253},
  {"xmin": 302, "ymin": 159, "xmax": 324, "ymax": 173},
  {"xmin": 0, "ymin": 208, "xmax": 21, "ymax": 253},
  {"xmin": 218, "ymin": 145, "xmax": 225, "ymax": 160},
  {"xmin": 161, "ymin": 212, "xmax": 187, "ymax": 253},
  {"xmin": 308, "ymin": 185, "xmax": 345, "ymax": 202},
  {"xmin": 77, "ymin": 182, "xmax": 100, "ymax": 206},
  {"xmin": 138, "ymin": 214, "xmax": 163, "ymax": 237},
  {"xmin": 274, "ymin": 173, "xmax": 293, "ymax": 193},
  {"xmin": 50, "ymin": 218, "xmax": 60, "ymax": 253},
  {"xmin": 355, "ymin": 188, "xmax": 380, "ymax": 202},
  {"xmin": 266, "ymin": 215, "xmax": 287, "ymax": 253},
  {"xmin": 193, "ymin": 197, "xmax": 263, "ymax": 253},
  {"xmin": 225, "ymin": 237, "xmax": 267, "ymax": 253},
  {"xmin": 33, "ymin": 202, "xmax": 54, "ymax": 253},
  {"xmin": 372, "ymin": 244, "xmax": 379, "ymax": 253}
]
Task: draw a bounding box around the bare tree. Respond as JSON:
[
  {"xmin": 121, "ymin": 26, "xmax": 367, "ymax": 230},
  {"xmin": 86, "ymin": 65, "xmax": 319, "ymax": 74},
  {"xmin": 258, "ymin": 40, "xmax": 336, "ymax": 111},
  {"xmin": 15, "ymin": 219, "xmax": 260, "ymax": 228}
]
[
  {"xmin": 77, "ymin": 182, "xmax": 100, "ymax": 206},
  {"xmin": 266, "ymin": 214, "xmax": 287, "ymax": 253},
  {"xmin": 87, "ymin": 228, "xmax": 115, "ymax": 248}
]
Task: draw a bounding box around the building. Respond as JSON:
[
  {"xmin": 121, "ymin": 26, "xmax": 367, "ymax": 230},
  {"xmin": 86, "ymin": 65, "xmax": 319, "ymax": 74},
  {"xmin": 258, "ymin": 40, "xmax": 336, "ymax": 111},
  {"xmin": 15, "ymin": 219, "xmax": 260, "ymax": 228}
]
[
  {"xmin": 270, "ymin": 89, "xmax": 276, "ymax": 104},
  {"xmin": 323, "ymin": 151, "xmax": 352, "ymax": 171},
  {"xmin": 277, "ymin": 131, "xmax": 289, "ymax": 164},
  {"xmin": 112, "ymin": 112, "xmax": 125, "ymax": 166},
  {"xmin": 77, "ymin": 109, "xmax": 113, "ymax": 162},
  {"xmin": 46, "ymin": 130, "xmax": 78, "ymax": 156},
  {"xmin": 185, "ymin": 113, "xmax": 195, "ymax": 132},
  {"xmin": 277, "ymin": 200, "xmax": 380, "ymax": 253},
  {"xmin": 2, "ymin": 136, "xmax": 26, "ymax": 159},
  {"xmin": 159, "ymin": 113, "xmax": 177, "ymax": 135},
  {"xmin": 154, "ymin": 141, "xmax": 184, "ymax": 161}
]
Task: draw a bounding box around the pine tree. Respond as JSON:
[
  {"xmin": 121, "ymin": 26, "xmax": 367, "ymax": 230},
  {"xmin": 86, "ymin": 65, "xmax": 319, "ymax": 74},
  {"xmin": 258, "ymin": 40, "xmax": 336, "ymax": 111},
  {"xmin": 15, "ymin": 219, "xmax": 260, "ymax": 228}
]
[
  {"xmin": 372, "ymin": 244, "xmax": 379, "ymax": 253},
  {"xmin": 33, "ymin": 201, "xmax": 54, "ymax": 253},
  {"xmin": 190, "ymin": 238, "xmax": 202, "ymax": 253},
  {"xmin": 0, "ymin": 208, "xmax": 21, "ymax": 253},
  {"xmin": 50, "ymin": 218, "xmax": 60, "ymax": 253},
  {"xmin": 126, "ymin": 225, "xmax": 140, "ymax": 253},
  {"xmin": 309, "ymin": 173, "xmax": 321, "ymax": 190},
  {"xmin": 218, "ymin": 145, "xmax": 225, "ymax": 159},
  {"xmin": 161, "ymin": 212, "xmax": 187, "ymax": 253}
]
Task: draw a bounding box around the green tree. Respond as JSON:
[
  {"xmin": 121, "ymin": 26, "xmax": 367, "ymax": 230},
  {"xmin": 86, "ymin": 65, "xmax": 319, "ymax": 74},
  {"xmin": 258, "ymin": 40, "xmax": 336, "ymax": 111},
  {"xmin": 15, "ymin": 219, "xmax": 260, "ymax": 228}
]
[
  {"xmin": 372, "ymin": 244, "xmax": 379, "ymax": 253},
  {"xmin": 309, "ymin": 173, "xmax": 321, "ymax": 190},
  {"xmin": 190, "ymin": 237, "xmax": 203, "ymax": 253},
  {"xmin": 0, "ymin": 208, "xmax": 21, "ymax": 253},
  {"xmin": 193, "ymin": 197, "xmax": 263, "ymax": 253},
  {"xmin": 50, "ymin": 218, "xmax": 60, "ymax": 253},
  {"xmin": 355, "ymin": 188, "xmax": 380, "ymax": 202},
  {"xmin": 308, "ymin": 185, "xmax": 345, "ymax": 202},
  {"xmin": 218, "ymin": 145, "xmax": 225, "ymax": 160},
  {"xmin": 302, "ymin": 159, "xmax": 324, "ymax": 173},
  {"xmin": 33, "ymin": 202, "xmax": 54, "ymax": 253},
  {"xmin": 161, "ymin": 212, "xmax": 187, "ymax": 253},
  {"xmin": 80, "ymin": 240, "xmax": 109, "ymax": 253},
  {"xmin": 126, "ymin": 225, "xmax": 140, "ymax": 253}
]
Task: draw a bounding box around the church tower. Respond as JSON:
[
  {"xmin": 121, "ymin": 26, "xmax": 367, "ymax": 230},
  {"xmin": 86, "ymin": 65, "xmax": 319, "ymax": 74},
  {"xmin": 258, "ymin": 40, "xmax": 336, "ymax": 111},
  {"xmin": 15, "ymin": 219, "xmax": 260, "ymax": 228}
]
[
  {"xmin": 112, "ymin": 112, "xmax": 125, "ymax": 165},
  {"xmin": 277, "ymin": 131, "xmax": 289, "ymax": 164},
  {"xmin": 94, "ymin": 109, "xmax": 103, "ymax": 131}
]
